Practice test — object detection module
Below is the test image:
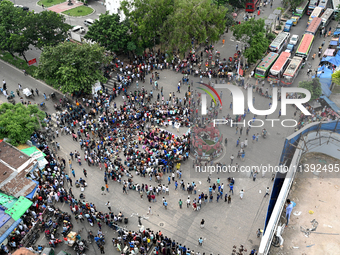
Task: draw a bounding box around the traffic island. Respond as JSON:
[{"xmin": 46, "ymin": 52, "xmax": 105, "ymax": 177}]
[{"xmin": 62, "ymin": 6, "xmax": 94, "ymax": 17}]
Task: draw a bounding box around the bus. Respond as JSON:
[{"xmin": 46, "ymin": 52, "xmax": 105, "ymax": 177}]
[
  {"xmin": 254, "ymin": 52, "xmax": 279, "ymax": 79},
  {"xmin": 332, "ymin": 0, "xmax": 340, "ymax": 15},
  {"xmin": 245, "ymin": 0, "xmax": 260, "ymax": 12},
  {"xmin": 309, "ymin": 7, "xmax": 324, "ymax": 21},
  {"xmin": 294, "ymin": 0, "xmax": 310, "ymax": 16},
  {"xmin": 269, "ymin": 32, "xmax": 290, "ymax": 53},
  {"xmin": 318, "ymin": 0, "xmax": 329, "ymax": 9},
  {"xmin": 320, "ymin": 8, "xmax": 334, "ymax": 27},
  {"xmin": 307, "ymin": 0, "xmax": 320, "ymax": 15},
  {"xmin": 281, "ymin": 56, "xmax": 304, "ymax": 85},
  {"xmin": 305, "ymin": 17, "xmax": 322, "ymax": 34},
  {"xmin": 267, "ymin": 52, "xmax": 291, "ymax": 83},
  {"xmin": 295, "ymin": 34, "xmax": 314, "ymax": 60}
]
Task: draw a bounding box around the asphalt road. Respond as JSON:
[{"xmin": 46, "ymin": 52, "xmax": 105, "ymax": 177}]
[{"xmin": 0, "ymin": 0, "xmax": 336, "ymax": 254}]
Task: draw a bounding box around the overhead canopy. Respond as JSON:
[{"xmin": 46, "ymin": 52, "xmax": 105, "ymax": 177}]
[
  {"xmin": 320, "ymin": 50, "xmax": 340, "ymax": 67},
  {"xmin": 0, "ymin": 194, "xmax": 17, "ymax": 209},
  {"xmin": 25, "ymin": 180, "xmax": 39, "ymax": 200},
  {"xmin": 5, "ymin": 196, "xmax": 32, "ymax": 221},
  {"xmin": 0, "ymin": 208, "xmax": 11, "ymax": 228},
  {"xmin": 320, "ymin": 96, "xmax": 340, "ymax": 114},
  {"xmin": 312, "ymin": 66, "xmax": 333, "ymax": 97},
  {"xmin": 0, "ymin": 219, "xmax": 21, "ymax": 245}
]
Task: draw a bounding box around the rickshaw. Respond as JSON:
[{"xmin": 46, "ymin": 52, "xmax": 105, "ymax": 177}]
[
  {"xmin": 234, "ymin": 52, "xmax": 239, "ymax": 60},
  {"xmin": 211, "ymin": 60, "xmax": 215, "ymax": 68},
  {"xmin": 215, "ymin": 51, "xmax": 220, "ymax": 59},
  {"xmin": 40, "ymin": 101, "xmax": 46, "ymax": 109},
  {"xmin": 23, "ymin": 88, "xmax": 33, "ymax": 99},
  {"xmin": 205, "ymin": 60, "xmax": 209, "ymax": 67}
]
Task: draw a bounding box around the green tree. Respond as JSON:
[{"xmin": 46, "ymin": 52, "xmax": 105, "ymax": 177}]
[
  {"xmin": 0, "ymin": 0, "xmax": 31, "ymax": 61},
  {"xmin": 332, "ymin": 69, "xmax": 340, "ymax": 88},
  {"xmin": 231, "ymin": 18, "xmax": 270, "ymax": 63},
  {"xmin": 162, "ymin": 0, "xmax": 227, "ymax": 56},
  {"xmin": 0, "ymin": 103, "xmax": 45, "ymax": 146},
  {"xmin": 84, "ymin": 12, "xmax": 129, "ymax": 53},
  {"xmin": 25, "ymin": 11, "xmax": 70, "ymax": 50},
  {"xmin": 299, "ymin": 78, "xmax": 322, "ymax": 101},
  {"xmin": 121, "ymin": 0, "xmax": 174, "ymax": 49},
  {"xmin": 37, "ymin": 42, "xmax": 110, "ymax": 94}
]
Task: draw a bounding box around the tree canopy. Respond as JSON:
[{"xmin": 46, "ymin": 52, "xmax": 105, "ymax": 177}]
[
  {"xmin": 37, "ymin": 42, "xmax": 110, "ymax": 94},
  {"xmin": 0, "ymin": 0, "xmax": 69, "ymax": 62},
  {"xmin": 121, "ymin": 0, "xmax": 227, "ymax": 55},
  {"xmin": 162, "ymin": 0, "xmax": 227, "ymax": 55},
  {"xmin": 84, "ymin": 12, "xmax": 129, "ymax": 53},
  {"xmin": 231, "ymin": 19, "xmax": 270, "ymax": 63},
  {"xmin": 332, "ymin": 69, "xmax": 340, "ymax": 86},
  {"xmin": 299, "ymin": 78, "xmax": 322, "ymax": 101},
  {"xmin": 0, "ymin": 103, "xmax": 45, "ymax": 146}
]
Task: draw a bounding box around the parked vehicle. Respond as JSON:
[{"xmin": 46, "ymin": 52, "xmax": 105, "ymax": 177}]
[
  {"xmin": 283, "ymin": 20, "xmax": 294, "ymax": 32},
  {"xmin": 289, "ymin": 34, "xmax": 299, "ymax": 45},
  {"xmin": 286, "ymin": 43, "xmax": 295, "ymax": 53}
]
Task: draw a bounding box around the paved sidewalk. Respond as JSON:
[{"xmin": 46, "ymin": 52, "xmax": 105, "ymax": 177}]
[{"xmin": 48, "ymin": 0, "xmax": 84, "ymax": 13}]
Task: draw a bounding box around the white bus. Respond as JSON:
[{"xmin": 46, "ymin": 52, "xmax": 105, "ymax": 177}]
[
  {"xmin": 309, "ymin": 6, "xmax": 324, "ymax": 21},
  {"xmin": 320, "ymin": 8, "xmax": 334, "ymax": 27},
  {"xmin": 269, "ymin": 32, "xmax": 290, "ymax": 53},
  {"xmin": 332, "ymin": 0, "xmax": 340, "ymax": 16}
]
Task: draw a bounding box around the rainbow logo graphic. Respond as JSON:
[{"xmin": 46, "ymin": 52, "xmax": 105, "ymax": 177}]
[{"xmin": 197, "ymin": 83, "xmax": 222, "ymax": 115}]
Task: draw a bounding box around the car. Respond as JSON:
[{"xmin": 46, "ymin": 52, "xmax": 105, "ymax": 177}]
[
  {"xmin": 84, "ymin": 19, "xmax": 94, "ymax": 27},
  {"xmin": 71, "ymin": 26, "xmax": 85, "ymax": 34},
  {"xmin": 289, "ymin": 35, "xmax": 299, "ymax": 46},
  {"xmin": 14, "ymin": 4, "xmax": 29, "ymax": 11}
]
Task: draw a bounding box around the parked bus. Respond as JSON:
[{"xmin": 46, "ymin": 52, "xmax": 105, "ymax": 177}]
[
  {"xmin": 332, "ymin": 0, "xmax": 340, "ymax": 15},
  {"xmin": 269, "ymin": 32, "xmax": 290, "ymax": 53},
  {"xmin": 309, "ymin": 6, "xmax": 324, "ymax": 21},
  {"xmin": 267, "ymin": 52, "xmax": 291, "ymax": 83},
  {"xmin": 307, "ymin": 0, "xmax": 320, "ymax": 15},
  {"xmin": 254, "ymin": 52, "xmax": 279, "ymax": 79},
  {"xmin": 320, "ymin": 8, "xmax": 334, "ymax": 27},
  {"xmin": 245, "ymin": 0, "xmax": 260, "ymax": 12},
  {"xmin": 318, "ymin": 0, "xmax": 329, "ymax": 9},
  {"xmin": 281, "ymin": 56, "xmax": 304, "ymax": 85},
  {"xmin": 305, "ymin": 17, "xmax": 322, "ymax": 34},
  {"xmin": 295, "ymin": 34, "xmax": 314, "ymax": 60},
  {"xmin": 294, "ymin": 0, "xmax": 310, "ymax": 16}
]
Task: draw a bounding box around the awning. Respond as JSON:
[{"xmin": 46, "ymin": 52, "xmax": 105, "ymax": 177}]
[
  {"xmin": 320, "ymin": 96, "xmax": 340, "ymax": 114},
  {"xmin": 0, "ymin": 219, "xmax": 22, "ymax": 245},
  {"xmin": 5, "ymin": 197, "xmax": 33, "ymax": 221},
  {"xmin": 323, "ymin": 49, "xmax": 335, "ymax": 57},
  {"xmin": 25, "ymin": 180, "xmax": 39, "ymax": 200}
]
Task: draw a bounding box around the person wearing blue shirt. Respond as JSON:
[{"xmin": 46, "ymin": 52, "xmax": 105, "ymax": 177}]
[{"xmin": 286, "ymin": 199, "xmax": 294, "ymax": 225}]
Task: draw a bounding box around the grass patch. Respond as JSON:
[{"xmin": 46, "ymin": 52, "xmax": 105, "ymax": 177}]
[
  {"xmin": 62, "ymin": 6, "xmax": 93, "ymax": 16},
  {"xmin": 38, "ymin": 0, "xmax": 66, "ymax": 8},
  {"xmin": 0, "ymin": 51, "xmax": 59, "ymax": 88},
  {"xmin": 0, "ymin": 51, "xmax": 38, "ymax": 77}
]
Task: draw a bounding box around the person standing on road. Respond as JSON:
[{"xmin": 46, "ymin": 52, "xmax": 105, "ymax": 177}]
[
  {"xmin": 35, "ymin": 88, "xmax": 39, "ymax": 96},
  {"xmin": 101, "ymin": 186, "xmax": 105, "ymax": 195},
  {"xmin": 186, "ymin": 196, "xmax": 190, "ymax": 208},
  {"xmin": 236, "ymin": 44, "xmax": 238, "ymax": 51},
  {"xmin": 239, "ymin": 189, "xmax": 244, "ymax": 200},
  {"xmin": 178, "ymin": 199, "xmax": 182, "ymax": 209},
  {"xmin": 105, "ymin": 201, "xmax": 111, "ymax": 211},
  {"xmin": 230, "ymin": 154, "xmax": 234, "ymax": 164},
  {"xmin": 264, "ymin": 187, "xmax": 270, "ymax": 197},
  {"xmin": 83, "ymin": 169, "xmax": 87, "ymax": 178},
  {"xmin": 71, "ymin": 169, "xmax": 75, "ymax": 178},
  {"xmin": 200, "ymin": 219, "xmax": 205, "ymax": 228}
]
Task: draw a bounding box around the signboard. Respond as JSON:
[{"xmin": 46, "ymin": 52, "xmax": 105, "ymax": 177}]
[{"xmin": 28, "ymin": 58, "xmax": 37, "ymax": 66}]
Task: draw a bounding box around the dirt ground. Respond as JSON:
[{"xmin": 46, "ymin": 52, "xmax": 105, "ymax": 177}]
[{"xmin": 270, "ymin": 153, "xmax": 340, "ymax": 255}]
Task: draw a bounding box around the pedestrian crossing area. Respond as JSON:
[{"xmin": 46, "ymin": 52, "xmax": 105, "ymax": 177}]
[{"xmin": 104, "ymin": 76, "xmax": 120, "ymax": 91}]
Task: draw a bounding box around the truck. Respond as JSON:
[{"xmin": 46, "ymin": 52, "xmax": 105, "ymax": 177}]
[{"xmin": 284, "ymin": 20, "xmax": 294, "ymax": 32}]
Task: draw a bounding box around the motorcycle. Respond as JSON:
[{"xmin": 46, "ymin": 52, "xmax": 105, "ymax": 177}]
[
  {"xmin": 49, "ymin": 238, "xmax": 62, "ymax": 247},
  {"xmin": 54, "ymin": 103, "xmax": 62, "ymax": 111}
]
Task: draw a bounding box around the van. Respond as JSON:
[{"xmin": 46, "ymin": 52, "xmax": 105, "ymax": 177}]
[
  {"xmin": 84, "ymin": 19, "xmax": 94, "ymax": 27},
  {"xmin": 71, "ymin": 26, "xmax": 85, "ymax": 34}
]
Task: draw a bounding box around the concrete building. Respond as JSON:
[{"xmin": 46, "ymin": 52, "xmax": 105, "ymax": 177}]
[{"xmin": 105, "ymin": 0, "xmax": 126, "ymax": 20}]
